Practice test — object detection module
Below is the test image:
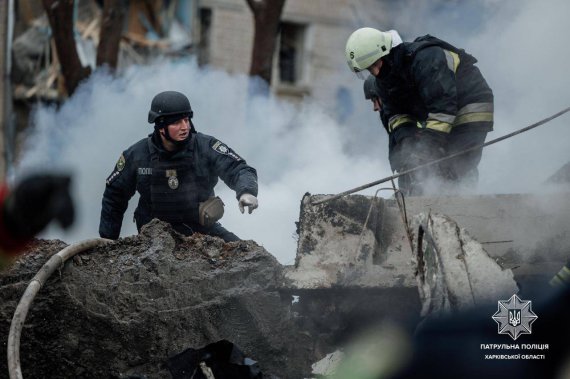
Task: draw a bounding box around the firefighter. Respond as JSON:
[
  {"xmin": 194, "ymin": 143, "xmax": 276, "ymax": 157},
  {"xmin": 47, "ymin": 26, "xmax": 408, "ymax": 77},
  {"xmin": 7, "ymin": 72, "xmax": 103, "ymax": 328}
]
[
  {"xmin": 349, "ymin": 28, "xmax": 494, "ymax": 194},
  {"xmin": 0, "ymin": 174, "xmax": 74, "ymax": 268},
  {"xmin": 362, "ymin": 74, "xmax": 436, "ymax": 194},
  {"xmin": 99, "ymin": 91, "xmax": 258, "ymax": 242}
]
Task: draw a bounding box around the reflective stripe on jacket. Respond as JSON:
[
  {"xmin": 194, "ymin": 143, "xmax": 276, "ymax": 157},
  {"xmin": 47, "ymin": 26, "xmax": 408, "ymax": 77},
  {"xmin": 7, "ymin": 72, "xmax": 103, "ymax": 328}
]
[{"xmin": 377, "ymin": 34, "xmax": 494, "ymax": 138}]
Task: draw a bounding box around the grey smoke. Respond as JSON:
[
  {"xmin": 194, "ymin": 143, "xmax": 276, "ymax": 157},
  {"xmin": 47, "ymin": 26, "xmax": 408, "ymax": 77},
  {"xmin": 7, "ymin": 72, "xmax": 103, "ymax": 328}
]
[{"xmin": 17, "ymin": 0, "xmax": 570, "ymax": 263}]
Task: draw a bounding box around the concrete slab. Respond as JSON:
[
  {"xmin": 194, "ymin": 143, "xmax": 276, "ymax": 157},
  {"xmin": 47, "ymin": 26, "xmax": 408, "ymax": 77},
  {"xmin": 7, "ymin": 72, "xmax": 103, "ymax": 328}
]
[{"xmin": 285, "ymin": 192, "xmax": 570, "ymax": 291}]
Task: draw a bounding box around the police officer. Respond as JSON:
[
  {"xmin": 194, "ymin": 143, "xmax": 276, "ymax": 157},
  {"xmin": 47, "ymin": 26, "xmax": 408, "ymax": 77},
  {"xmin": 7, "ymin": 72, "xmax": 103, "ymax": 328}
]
[
  {"xmin": 99, "ymin": 91, "xmax": 258, "ymax": 242},
  {"xmin": 349, "ymin": 28, "xmax": 494, "ymax": 194}
]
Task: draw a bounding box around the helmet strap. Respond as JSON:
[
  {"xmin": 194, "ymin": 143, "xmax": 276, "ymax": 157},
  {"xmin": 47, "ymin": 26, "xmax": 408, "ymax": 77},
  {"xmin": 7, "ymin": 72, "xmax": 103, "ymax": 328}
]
[{"xmin": 155, "ymin": 124, "xmax": 190, "ymax": 148}]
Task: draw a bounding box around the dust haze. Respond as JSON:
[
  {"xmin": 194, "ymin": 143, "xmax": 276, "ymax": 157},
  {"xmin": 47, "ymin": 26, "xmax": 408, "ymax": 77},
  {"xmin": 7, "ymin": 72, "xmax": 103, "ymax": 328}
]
[{"xmin": 16, "ymin": 0, "xmax": 570, "ymax": 263}]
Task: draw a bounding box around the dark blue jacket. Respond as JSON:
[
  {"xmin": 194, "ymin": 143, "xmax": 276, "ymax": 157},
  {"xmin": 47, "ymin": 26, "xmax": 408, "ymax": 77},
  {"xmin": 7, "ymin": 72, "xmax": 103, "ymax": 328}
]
[
  {"xmin": 377, "ymin": 35, "xmax": 494, "ymax": 145},
  {"xmin": 99, "ymin": 132, "xmax": 258, "ymax": 239}
]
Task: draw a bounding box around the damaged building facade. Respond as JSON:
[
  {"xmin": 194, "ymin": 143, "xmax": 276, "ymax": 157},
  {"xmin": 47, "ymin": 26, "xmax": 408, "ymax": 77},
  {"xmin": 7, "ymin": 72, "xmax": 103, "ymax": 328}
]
[{"xmin": 3, "ymin": 0, "xmax": 395, "ymax": 174}]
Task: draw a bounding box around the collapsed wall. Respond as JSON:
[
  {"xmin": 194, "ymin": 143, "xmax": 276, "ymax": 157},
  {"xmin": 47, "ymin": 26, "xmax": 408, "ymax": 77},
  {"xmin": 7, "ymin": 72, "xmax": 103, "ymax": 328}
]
[{"xmin": 289, "ymin": 192, "xmax": 570, "ymax": 298}]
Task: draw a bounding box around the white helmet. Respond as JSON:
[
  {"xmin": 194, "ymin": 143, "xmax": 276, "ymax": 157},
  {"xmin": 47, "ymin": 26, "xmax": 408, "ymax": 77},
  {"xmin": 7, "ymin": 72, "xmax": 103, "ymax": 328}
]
[{"xmin": 345, "ymin": 27, "xmax": 392, "ymax": 79}]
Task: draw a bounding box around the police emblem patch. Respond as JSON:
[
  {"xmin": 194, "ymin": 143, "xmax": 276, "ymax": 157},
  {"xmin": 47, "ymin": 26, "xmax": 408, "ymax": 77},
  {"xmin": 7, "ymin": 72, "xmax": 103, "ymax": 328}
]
[
  {"xmin": 116, "ymin": 154, "xmax": 126, "ymax": 171},
  {"xmin": 212, "ymin": 141, "xmax": 229, "ymax": 154},
  {"xmin": 212, "ymin": 141, "xmax": 242, "ymax": 161},
  {"xmin": 168, "ymin": 176, "xmax": 179, "ymax": 190}
]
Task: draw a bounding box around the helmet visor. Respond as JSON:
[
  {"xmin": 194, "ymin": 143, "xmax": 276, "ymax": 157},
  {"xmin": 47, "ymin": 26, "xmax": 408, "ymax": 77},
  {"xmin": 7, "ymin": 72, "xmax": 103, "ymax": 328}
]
[{"xmin": 347, "ymin": 61, "xmax": 367, "ymax": 80}]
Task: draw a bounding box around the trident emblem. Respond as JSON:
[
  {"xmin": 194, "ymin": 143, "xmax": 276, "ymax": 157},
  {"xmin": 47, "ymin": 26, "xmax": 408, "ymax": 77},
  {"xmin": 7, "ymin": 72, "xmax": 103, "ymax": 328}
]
[
  {"xmin": 493, "ymin": 294, "xmax": 538, "ymax": 340},
  {"xmin": 508, "ymin": 310, "xmax": 521, "ymax": 327}
]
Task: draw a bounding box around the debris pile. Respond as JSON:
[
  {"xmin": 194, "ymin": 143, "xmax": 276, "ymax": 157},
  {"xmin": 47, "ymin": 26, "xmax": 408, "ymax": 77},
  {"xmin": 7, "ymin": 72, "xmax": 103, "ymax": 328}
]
[
  {"xmin": 0, "ymin": 220, "xmax": 311, "ymax": 378},
  {"xmin": 12, "ymin": 0, "xmax": 194, "ymax": 102}
]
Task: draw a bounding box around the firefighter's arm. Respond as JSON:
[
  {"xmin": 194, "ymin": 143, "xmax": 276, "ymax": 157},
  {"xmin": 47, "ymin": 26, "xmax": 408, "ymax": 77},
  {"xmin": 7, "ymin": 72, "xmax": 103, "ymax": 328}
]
[{"xmin": 411, "ymin": 46, "xmax": 458, "ymax": 134}]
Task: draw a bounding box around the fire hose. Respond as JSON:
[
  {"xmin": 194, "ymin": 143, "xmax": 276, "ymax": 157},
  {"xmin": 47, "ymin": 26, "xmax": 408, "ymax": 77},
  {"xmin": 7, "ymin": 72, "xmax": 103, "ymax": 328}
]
[
  {"xmin": 7, "ymin": 238, "xmax": 111, "ymax": 379},
  {"xmin": 311, "ymin": 106, "xmax": 570, "ymax": 206}
]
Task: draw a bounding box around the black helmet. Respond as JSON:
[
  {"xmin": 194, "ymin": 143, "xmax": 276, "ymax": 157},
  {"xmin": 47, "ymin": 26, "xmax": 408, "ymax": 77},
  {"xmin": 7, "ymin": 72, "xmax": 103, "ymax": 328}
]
[
  {"xmin": 148, "ymin": 91, "xmax": 193, "ymax": 124},
  {"xmin": 363, "ymin": 75, "xmax": 380, "ymax": 100}
]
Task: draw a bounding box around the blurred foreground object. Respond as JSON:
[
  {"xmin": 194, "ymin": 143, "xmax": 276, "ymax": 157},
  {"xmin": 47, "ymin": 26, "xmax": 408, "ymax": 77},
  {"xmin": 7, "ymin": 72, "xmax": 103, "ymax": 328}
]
[{"xmin": 0, "ymin": 174, "xmax": 74, "ymax": 266}]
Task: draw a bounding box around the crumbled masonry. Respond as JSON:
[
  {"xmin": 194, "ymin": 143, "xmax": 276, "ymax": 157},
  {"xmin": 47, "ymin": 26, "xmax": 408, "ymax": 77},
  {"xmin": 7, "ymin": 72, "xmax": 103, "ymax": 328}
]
[{"xmin": 2, "ymin": 190, "xmax": 569, "ymax": 377}]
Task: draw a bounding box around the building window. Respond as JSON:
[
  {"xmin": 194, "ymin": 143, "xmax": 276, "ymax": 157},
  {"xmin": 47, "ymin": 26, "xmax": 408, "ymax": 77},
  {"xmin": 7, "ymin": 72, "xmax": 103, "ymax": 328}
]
[
  {"xmin": 277, "ymin": 22, "xmax": 306, "ymax": 85},
  {"xmin": 198, "ymin": 8, "xmax": 212, "ymax": 67}
]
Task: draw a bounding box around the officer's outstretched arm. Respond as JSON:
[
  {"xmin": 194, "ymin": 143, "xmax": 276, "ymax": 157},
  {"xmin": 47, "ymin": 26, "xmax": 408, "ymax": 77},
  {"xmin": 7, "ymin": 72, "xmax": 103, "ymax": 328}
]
[{"xmin": 208, "ymin": 138, "xmax": 258, "ymax": 208}]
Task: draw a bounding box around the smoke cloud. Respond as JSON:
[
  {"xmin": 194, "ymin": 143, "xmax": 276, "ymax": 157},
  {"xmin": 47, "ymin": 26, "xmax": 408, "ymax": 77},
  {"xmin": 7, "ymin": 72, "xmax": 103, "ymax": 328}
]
[{"xmin": 17, "ymin": 0, "xmax": 570, "ymax": 264}]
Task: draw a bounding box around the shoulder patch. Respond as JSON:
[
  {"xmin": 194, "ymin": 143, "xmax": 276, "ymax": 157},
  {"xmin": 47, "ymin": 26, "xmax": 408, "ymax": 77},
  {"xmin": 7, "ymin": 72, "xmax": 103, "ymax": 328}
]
[
  {"xmin": 116, "ymin": 154, "xmax": 126, "ymax": 171},
  {"xmin": 212, "ymin": 140, "xmax": 242, "ymax": 161},
  {"xmin": 106, "ymin": 170, "xmax": 121, "ymax": 186},
  {"xmin": 106, "ymin": 154, "xmax": 126, "ymax": 185}
]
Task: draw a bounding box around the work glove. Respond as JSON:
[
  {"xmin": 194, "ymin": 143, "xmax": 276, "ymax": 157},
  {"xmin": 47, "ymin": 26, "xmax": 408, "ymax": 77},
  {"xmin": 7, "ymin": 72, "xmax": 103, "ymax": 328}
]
[
  {"xmin": 238, "ymin": 193, "xmax": 258, "ymax": 214},
  {"xmin": 3, "ymin": 174, "xmax": 75, "ymax": 239},
  {"xmin": 415, "ymin": 129, "xmax": 448, "ymax": 159}
]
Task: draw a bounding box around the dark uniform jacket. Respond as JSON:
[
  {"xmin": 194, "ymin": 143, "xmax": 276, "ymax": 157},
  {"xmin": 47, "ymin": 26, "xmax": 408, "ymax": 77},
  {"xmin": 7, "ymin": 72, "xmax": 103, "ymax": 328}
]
[
  {"xmin": 99, "ymin": 132, "xmax": 258, "ymax": 240},
  {"xmin": 377, "ymin": 35, "xmax": 494, "ymax": 148}
]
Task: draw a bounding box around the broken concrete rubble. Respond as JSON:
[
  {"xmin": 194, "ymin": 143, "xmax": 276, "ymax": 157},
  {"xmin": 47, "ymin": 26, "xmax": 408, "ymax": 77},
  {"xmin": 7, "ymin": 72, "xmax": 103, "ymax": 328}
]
[
  {"xmin": 285, "ymin": 194, "xmax": 414, "ymax": 289},
  {"xmin": 3, "ymin": 190, "xmax": 569, "ymax": 377},
  {"xmin": 289, "ymin": 192, "xmax": 570, "ymax": 298},
  {"xmin": 0, "ymin": 220, "xmax": 312, "ymax": 378},
  {"xmin": 411, "ymin": 212, "xmax": 518, "ymax": 317}
]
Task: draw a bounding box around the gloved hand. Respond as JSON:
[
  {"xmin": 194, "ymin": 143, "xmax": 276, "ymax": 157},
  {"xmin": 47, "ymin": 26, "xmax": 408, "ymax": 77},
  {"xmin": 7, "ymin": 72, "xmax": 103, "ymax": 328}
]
[
  {"xmin": 415, "ymin": 129, "xmax": 448, "ymax": 160},
  {"xmin": 238, "ymin": 193, "xmax": 258, "ymax": 214},
  {"xmin": 3, "ymin": 174, "xmax": 75, "ymax": 239}
]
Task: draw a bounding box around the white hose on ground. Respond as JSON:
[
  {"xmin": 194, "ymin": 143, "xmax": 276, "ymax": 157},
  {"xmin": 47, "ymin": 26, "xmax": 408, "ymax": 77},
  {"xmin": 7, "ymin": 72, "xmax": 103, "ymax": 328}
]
[{"xmin": 7, "ymin": 238, "xmax": 111, "ymax": 379}]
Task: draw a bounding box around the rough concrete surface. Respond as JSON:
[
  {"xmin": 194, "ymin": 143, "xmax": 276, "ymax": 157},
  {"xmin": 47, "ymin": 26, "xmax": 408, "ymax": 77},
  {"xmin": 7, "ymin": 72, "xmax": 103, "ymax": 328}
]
[
  {"xmin": 0, "ymin": 220, "xmax": 313, "ymax": 378},
  {"xmin": 411, "ymin": 213, "xmax": 518, "ymax": 318},
  {"xmin": 290, "ymin": 193, "xmax": 569, "ymax": 297},
  {"xmin": 286, "ymin": 194, "xmax": 416, "ymax": 289},
  {"xmin": 3, "ymin": 191, "xmax": 568, "ymax": 378}
]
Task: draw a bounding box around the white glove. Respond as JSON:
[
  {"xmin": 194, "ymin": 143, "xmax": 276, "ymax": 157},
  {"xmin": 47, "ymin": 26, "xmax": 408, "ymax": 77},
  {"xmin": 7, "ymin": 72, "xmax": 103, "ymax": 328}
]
[{"xmin": 238, "ymin": 193, "xmax": 258, "ymax": 214}]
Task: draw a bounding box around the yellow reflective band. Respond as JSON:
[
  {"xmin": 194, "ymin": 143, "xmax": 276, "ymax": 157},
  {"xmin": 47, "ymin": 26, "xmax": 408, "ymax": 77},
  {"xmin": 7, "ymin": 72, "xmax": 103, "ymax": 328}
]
[
  {"xmin": 426, "ymin": 120, "xmax": 452, "ymax": 133},
  {"xmin": 558, "ymin": 266, "xmax": 570, "ymax": 280},
  {"xmin": 549, "ymin": 266, "xmax": 570, "ymax": 287},
  {"xmin": 457, "ymin": 102, "xmax": 494, "ymax": 115},
  {"xmin": 388, "ymin": 115, "xmax": 419, "ymax": 132},
  {"xmin": 428, "ymin": 112, "xmax": 456, "ymax": 124},
  {"xmin": 444, "ymin": 50, "xmax": 460, "ymax": 73},
  {"xmin": 453, "ymin": 112, "xmax": 494, "ymax": 126}
]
